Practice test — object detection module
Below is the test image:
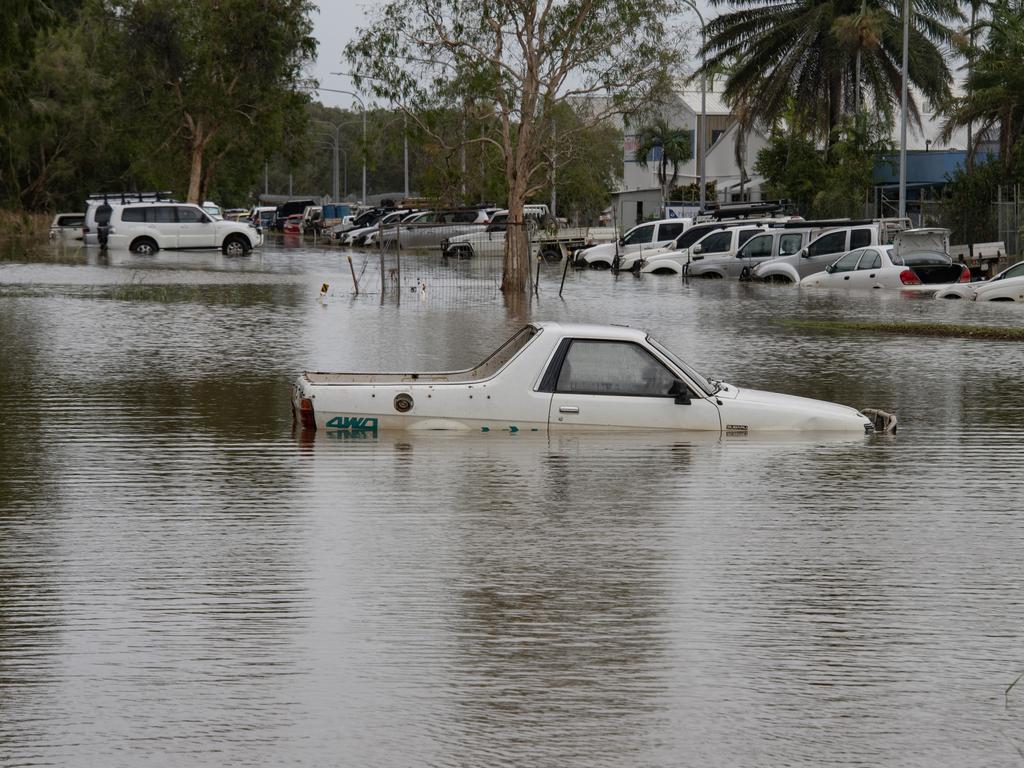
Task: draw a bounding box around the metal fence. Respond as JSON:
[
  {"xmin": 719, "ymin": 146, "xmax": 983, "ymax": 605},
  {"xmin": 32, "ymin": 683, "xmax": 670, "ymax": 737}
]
[{"xmin": 329, "ymin": 221, "xmax": 563, "ymax": 303}]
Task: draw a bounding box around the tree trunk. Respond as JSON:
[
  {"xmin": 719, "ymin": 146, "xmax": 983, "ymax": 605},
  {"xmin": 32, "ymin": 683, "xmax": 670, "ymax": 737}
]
[
  {"xmin": 503, "ymin": 193, "xmax": 531, "ymax": 293},
  {"xmin": 187, "ymin": 124, "xmax": 205, "ymax": 204}
]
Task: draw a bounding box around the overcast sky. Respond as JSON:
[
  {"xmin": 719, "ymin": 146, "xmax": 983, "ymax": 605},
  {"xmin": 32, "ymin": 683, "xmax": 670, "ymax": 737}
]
[
  {"xmin": 309, "ymin": 1, "xmax": 706, "ymax": 110},
  {"xmin": 309, "ymin": 1, "xmax": 372, "ymax": 110}
]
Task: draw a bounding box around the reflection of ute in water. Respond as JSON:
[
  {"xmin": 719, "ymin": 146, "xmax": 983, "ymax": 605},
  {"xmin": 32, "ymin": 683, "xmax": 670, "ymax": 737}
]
[{"xmin": 293, "ymin": 322, "xmax": 893, "ymax": 434}]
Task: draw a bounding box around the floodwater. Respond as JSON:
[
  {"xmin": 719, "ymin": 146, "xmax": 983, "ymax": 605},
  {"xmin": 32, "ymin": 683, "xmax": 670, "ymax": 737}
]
[{"xmin": 2, "ymin": 236, "xmax": 1024, "ymax": 767}]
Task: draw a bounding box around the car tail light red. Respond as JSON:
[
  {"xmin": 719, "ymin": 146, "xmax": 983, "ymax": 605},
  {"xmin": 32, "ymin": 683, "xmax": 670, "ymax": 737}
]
[
  {"xmin": 298, "ymin": 397, "xmax": 316, "ymax": 430},
  {"xmin": 959, "ymin": 265, "xmax": 971, "ymax": 282},
  {"xmin": 899, "ymin": 269, "xmax": 922, "ymax": 285}
]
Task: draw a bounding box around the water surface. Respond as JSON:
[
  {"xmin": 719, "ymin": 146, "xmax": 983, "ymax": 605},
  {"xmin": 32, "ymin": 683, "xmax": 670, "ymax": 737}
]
[{"xmin": 2, "ymin": 238, "xmax": 1023, "ymax": 766}]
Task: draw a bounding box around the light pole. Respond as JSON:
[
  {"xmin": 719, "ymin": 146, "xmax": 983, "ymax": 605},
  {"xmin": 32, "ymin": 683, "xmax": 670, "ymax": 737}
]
[
  {"xmin": 681, "ymin": 0, "xmax": 707, "ymax": 211},
  {"xmin": 316, "ymin": 85, "xmax": 367, "ymax": 205},
  {"xmin": 313, "ymin": 120, "xmax": 341, "ymax": 201},
  {"xmin": 898, "ymin": 0, "xmax": 910, "ymax": 222}
]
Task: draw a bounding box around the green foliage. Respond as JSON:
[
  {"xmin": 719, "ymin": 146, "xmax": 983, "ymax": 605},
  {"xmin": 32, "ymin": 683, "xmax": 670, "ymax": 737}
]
[
  {"xmin": 702, "ymin": 0, "xmax": 961, "ymax": 139},
  {"xmin": 939, "ymin": 146, "xmax": 1024, "ymax": 246},
  {"xmin": 941, "ymin": 0, "xmax": 1024, "ymax": 164},
  {"xmin": 754, "ymin": 112, "xmax": 892, "ymax": 218}
]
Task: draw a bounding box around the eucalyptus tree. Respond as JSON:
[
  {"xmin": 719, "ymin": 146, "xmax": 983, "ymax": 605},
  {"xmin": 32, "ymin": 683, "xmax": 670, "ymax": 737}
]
[
  {"xmin": 94, "ymin": 0, "xmax": 317, "ymax": 204},
  {"xmin": 346, "ymin": 0, "xmax": 684, "ymax": 293},
  {"xmin": 699, "ymin": 0, "xmax": 962, "ymax": 140},
  {"xmin": 631, "ymin": 118, "xmax": 693, "ymax": 211}
]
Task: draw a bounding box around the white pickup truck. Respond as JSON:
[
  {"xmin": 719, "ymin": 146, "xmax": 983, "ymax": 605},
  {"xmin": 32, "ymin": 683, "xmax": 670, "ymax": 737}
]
[
  {"xmin": 441, "ymin": 211, "xmax": 616, "ymax": 261},
  {"xmin": 293, "ymin": 322, "xmax": 886, "ymax": 434}
]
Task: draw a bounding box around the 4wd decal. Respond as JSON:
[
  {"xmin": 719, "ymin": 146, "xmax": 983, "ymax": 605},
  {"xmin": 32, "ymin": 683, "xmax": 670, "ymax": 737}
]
[{"xmin": 325, "ymin": 415, "xmax": 379, "ymax": 434}]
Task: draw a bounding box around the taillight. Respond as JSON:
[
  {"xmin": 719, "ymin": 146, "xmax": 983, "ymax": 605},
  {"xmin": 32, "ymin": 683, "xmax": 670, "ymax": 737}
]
[
  {"xmin": 959, "ymin": 265, "xmax": 971, "ymax": 283},
  {"xmin": 298, "ymin": 397, "xmax": 316, "ymax": 430},
  {"xmin": 899, "ymin": 269, "xmax": 922, "ymax": 285}
]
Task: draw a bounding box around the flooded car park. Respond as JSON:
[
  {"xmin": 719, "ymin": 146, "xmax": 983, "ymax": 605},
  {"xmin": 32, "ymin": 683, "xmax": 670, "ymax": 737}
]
[{"xmin": 2, "ymin": 237, "xmax": 1024, "ymax": 766}]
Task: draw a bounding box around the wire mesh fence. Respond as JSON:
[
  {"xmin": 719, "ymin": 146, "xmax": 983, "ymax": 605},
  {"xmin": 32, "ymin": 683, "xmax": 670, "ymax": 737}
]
[{"xmin": 326, "ymin": 219, "xmax": 612, "ymax": 304}]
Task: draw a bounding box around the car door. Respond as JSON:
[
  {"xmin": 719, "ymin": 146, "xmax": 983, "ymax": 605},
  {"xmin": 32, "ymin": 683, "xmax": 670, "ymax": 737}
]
[
  {"xmin": 848, "ymin": 248, "xmax": 883, "ymax": 288},
  {"xmin": 691, "ymin": 230, "xmax": 732, "ymax": 262},
  {"xmin": 822, "ymin": 250, "xmax": 864, "ymax": 286},
  {"xmin": 800, "ymin": 230, "xmax": 849, "ymax": 277},
  {"xmin": 545, "ymin": 339, "xmax": 721, "ymax": 431},
  {"xmin": 729, "ymin": 232, "xmax": 773, "ymax": 277},
  {"xmin": 176, "ymin": 205, "xmax": 216, "ymax": 248},
  {"xmin": 621, "ymin": 223, "xmax": 656, "ymax": 257},
  {"xmin": 655, "ymin": 221, "xmax": 687, "ymax": 249}
]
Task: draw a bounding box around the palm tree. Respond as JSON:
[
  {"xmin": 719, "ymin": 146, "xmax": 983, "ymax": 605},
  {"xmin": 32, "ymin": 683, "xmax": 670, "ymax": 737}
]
[
  {"xmin": 699, "ymin": 0, "xmax": 962, "ymax": 141},
  {"xmin": 632, "ymin": 118, "xmax": 694, "ymax": 210},
  {"xmin": 942, "ymin": 0, "xmax": 1018, "ymax": 168}
]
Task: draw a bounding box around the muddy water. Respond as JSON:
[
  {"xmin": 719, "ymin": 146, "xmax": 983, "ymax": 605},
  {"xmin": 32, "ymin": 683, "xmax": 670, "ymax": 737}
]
[{"xmin": 2, "ymin": 238, "xmax": 1024, "ymax": 767}]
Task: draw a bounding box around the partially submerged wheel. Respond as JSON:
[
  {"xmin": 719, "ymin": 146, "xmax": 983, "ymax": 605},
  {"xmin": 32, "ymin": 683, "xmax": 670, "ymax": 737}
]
[
  {"xmin": 130, "ymin": 237, "xmax": 158, "ymax": 255},
  {"xmin": 700, "ymin": 272, "xmax": 724, "ymax": 279},
  {"xmin": 765, "ymin": 274, "xmax": 793, "ymax": 284},
  {"xmin": 222, "ymin": 234, "xmax": 251, "ymax": 256},
  {"xmin": 540, "ymin": 246, "xmax": 562, "ymax": 263},
  {"xmin": 588, "ymin": 261, "xmax": 612, "ymax": 270}
]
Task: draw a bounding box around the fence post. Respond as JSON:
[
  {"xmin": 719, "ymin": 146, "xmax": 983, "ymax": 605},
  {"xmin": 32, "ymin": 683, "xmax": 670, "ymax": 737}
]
[
  {"xmin": 395, "ymin": 221, "xmax": 401, "ymax": 306},
  {"xmin": 379, "ymin": 220, "xmax": 385, "ymax": 299}
]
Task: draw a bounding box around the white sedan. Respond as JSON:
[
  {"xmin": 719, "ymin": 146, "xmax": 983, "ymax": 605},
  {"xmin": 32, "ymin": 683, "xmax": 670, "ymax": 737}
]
[
  {"xmin": 934, "ymin": 261, "xmax": 1024, "ymax": 301},
  {"xmin": 800, "ymin": 244, "xmax": 970, "ymax": 292}
]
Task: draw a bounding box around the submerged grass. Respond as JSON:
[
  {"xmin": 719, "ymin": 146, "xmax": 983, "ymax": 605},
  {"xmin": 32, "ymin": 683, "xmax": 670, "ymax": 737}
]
[
  {"xmin": 100, "ymin": 279, "xmax": 289, "ymax": 306},
  {"xmin": 774, "ymin": 318, "xmax": 1024, "ymax": 342}
]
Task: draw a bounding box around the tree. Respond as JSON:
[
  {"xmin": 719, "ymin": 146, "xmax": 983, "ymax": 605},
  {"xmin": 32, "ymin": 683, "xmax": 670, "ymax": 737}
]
[
  {"xmin": 941, "ymin": 0, "xmax": 1024, "ymax": 170},
  {"xmin": 93, "ymin": 0, "xmax": 317, "ymax": 203},
  {"xmin": 699, "ymin": 0, "xmax": 961, "ymax": 142},
  {"xmin": 346, "ymin": 0, "xmax": 683, "ymax": 292},
  {"xmin": 632, "ymin": 118, "xmax": 693, "ymax": 212}
]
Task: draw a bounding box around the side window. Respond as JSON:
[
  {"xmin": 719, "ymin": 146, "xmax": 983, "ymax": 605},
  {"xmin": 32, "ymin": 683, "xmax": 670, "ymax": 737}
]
[
  {"xmin": 807, "ymin": 231, "xmax": 847, "ymax": 258},
  {"xmin": 697, "ymin": 231, "xmax": 732, "ymax": 254},
  {"xmin": 149, "ymin": 207, "xmax": 176, "ymax": 223},
  {"xmin": 737, "ymin": 229, "xmax": 761, "ymax": 247},
  {"xmin": 676, "ymin": 225, "xmax": 717, "ymax": 249},
  {"xmin": 555, "ymin": 341, "xmax": 677, "ymax": 397},
  {"xmin": 738, "ymin": 234, "xmax": 772, "ymax": 259},
  {"xmin": 177, "ymin": 206, "xmax": 204, "ymax": 224},
  {"xmin": 850, "ymin": 228, "xmax": 872, "ymax": 249},
  {"xmin": 623, "ymin": 224, "xmax": 655, "ymax": 246},
  {"xmin": 659, "ymin": 222, "xmax": 686, "ymax": 241},
  {"xmin": 831, "ymin": 250, "xmax": 863, "ymax": 272},
  {"xmin": 121, "ymin": 208, "xmax": 145, "ymax": 223},
  {"xmin": 857, "ymin": 249, "xmax": 881, "ymax": 270},
  {"xmin": 1000, "ymin": 263, "xmax": 1024, "ymax": 279},
  {"xmin": 453, "ymin": 211, "xmax": 478, "ymax": 223},
  {"xmin": 779, "ymin": 233, "xmax": 803, "ymax": 256}
]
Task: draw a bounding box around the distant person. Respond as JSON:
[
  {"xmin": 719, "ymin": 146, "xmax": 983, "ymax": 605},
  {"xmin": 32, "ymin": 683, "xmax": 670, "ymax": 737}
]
[{"xmin": 96, "ymin": 201, "xmax": 112, "ymax": 249}]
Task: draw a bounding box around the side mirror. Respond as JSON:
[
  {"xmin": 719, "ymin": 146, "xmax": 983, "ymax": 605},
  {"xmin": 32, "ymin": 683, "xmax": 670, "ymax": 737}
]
[
  {"xmin": 799, "ymin": 248, "xmax": 809, "ymax": 258},
  {"xmin": 669, "ymin": 379, "xmax": 691, "ymax": 405},
  {"xmin": 692, "ymin": 244, "xmax": 703, "ymax": 255},
  {"xmin": 618, "ymin": 237, "xmax": 626, "ymax": 246},
  {"xmin": 825, "ymin": 264, "xmax": 836, "ymax": 274}
]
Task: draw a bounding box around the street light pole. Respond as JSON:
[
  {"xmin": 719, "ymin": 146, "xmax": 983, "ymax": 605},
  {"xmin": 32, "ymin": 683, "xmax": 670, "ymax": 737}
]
[
  {"xmin": 317, "ymin": 85, "xmax": 368, "ymax": 206},
  {"xmin": 898, "ymin": 0, "xmax": 910, "ymax": 222},
  {"xmin": 682, "ymin": 0, "xmax": 707, "ymax": 211}
]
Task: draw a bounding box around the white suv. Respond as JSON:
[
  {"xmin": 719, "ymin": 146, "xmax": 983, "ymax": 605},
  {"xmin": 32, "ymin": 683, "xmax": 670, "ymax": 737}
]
[{"xmin": 106, "ymin": 202, "xmax": 263, "ymax": 255}]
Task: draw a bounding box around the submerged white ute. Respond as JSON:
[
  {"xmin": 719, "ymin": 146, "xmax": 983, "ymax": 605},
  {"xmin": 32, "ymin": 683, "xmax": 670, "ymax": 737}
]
[{"xmin": 292, "ymin": 323, "xmax": 894, "ymax": 435}]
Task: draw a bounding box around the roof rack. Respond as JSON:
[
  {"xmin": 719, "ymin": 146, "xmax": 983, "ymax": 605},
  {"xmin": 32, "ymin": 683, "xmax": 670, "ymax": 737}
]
[
  {"xmin": 86, "ymin": 191, "xmax": 176, "ymax": 204},
  {"xmin": 699, "ymin": 200, "xmax": 790, "ymax": 220}
]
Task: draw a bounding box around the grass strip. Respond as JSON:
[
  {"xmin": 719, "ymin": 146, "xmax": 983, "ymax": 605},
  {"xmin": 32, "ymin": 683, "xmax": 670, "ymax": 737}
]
[{"xmin": 774, "ymin": 318, "xmax": 1024, "ymax": 341}]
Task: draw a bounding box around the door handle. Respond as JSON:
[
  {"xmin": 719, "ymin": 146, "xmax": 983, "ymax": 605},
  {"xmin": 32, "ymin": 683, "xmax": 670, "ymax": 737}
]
[
  {"xmin": 869, "ymin": 273, "xmax": 876, "ymax": 277},
  {"xmin": 844, "ymin": 275, "xmax": 850, "ymax": 280},
  {"xmin": 558, "ymin": 406, "xmax": 579, "ymax": 414}
]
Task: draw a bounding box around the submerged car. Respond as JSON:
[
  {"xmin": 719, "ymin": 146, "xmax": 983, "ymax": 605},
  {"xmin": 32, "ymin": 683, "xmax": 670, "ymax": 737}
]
[
  {"xmin": 934, "ymin": 260, "xmax": 1024, "ymax": 301},
  {"xmin": 800, "ymin": 230, "xmax": 970, "ymax": 293},
  {"xmin": 293, "ymin": 322, "xmax": 888, "ymax": 434}
]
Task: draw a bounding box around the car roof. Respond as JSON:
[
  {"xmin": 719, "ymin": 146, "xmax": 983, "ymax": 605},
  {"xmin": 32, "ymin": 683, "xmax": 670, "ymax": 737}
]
[{"xmin": 529, "ymin": 321, "xmax": 648, "ymax": 342}]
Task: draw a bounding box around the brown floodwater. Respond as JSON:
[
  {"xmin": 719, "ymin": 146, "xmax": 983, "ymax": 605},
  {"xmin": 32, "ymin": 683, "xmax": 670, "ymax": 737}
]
[{"xmin": 2, "ymin": 237, "xmax": 1024, "ymax": 767}]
